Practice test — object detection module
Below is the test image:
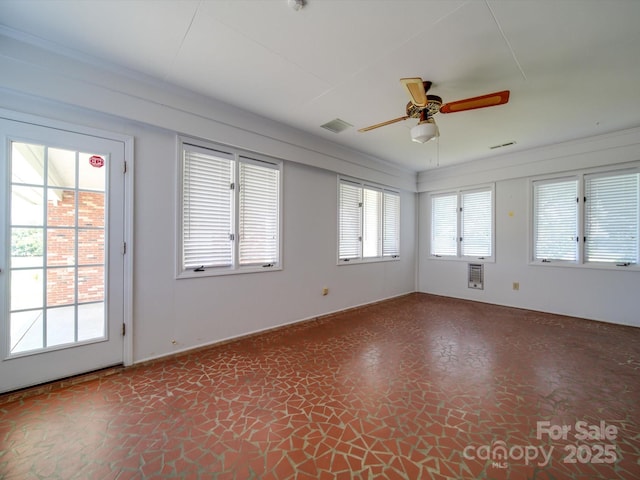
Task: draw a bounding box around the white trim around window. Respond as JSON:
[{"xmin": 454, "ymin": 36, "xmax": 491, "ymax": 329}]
[
  {"xmin": 337, "ymin": 176, "xmax": 400, "ymax": 265},
  {"xmin": 176, "ymin": 136, "xmax": 283, "ymax": 278},
  {"xmin": 530, "ymin": 165, "xmax": 640, "ymax": 270},
  {"xmin": 429, "ymin": 184, "xmax": 495, "ymax": 262}
]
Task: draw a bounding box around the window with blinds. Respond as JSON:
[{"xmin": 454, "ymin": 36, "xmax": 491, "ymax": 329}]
[
  {"xmin": 585, "ymin": 172, "xmax": 638, "ymax": 264},
  {"xmin": 238, "ymin": 159, "xmax": 280, "ymax": 266},
  {"xmin": 179, "ymin": 138, "xmax": 282, "ymax": 277},
  {"xmin": 430, "ymin": 185, "xmax": 494, "ymax": 260},
  {"xmin": 462, "ymin": 189, "xmax": 492, "ymax": 257},
  {"xmin": 532, "ymin": 169, "xmax": 639, "ymax": 267},
  {"xmin": 182, "ymin": 146, "xmax": 234, "ymax": 269},
  {"xmin": 338, "ymin": 177, "xmax": 400, "ymax": 263},
  {"xmin": 533, "ymin": 178, "xmax": 578, "ymax": 262},
  {"xmin": 431, "ymin": 194, "xmax": 457, "ymax": 256}
]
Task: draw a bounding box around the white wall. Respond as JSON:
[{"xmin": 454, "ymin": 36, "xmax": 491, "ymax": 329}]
[
  {"xmin": 418, "ymin": 128, "xmax": 640, "ymax": 327},
  {"xmin": 0, "ymin": 33, "xmax": 417, "ymax": 363},
  {"xmin": 133, "ymin": 132, "xmax": 416, "ymax": 362}
]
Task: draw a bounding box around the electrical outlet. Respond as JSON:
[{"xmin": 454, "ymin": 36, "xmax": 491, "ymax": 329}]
[
  {"xmin": 322, "ymin": 287, "xmax": 329, "ymax": 296},
  {"xmin": 512, "ymin": 282, "xmax": 520, "ymax": 291}
]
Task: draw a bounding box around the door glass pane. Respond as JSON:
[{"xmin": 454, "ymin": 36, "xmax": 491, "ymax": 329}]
[
  {"xmin": 10, "ymin": 310, "xmax": 44, "ymax": 354},
  {"xmin": 78, "ymin": 266, "xmax": 105, "ymax": 303},
  {"xmin": 46, "ymin": 306, "xmax": 75, "ymax": 347},
  {"xmin": 11, "ymin": 227, "xmax": 43, "ymax": 268},
  {"xmin": 12, "ymin": 142, "xmax": 44, "ymax": 185},
  {"xmin": 12, "ymin": 185, "xmax": 44, "ymax": 226},
  {"xmin": 11, "ymin": 269, "xmax": 43, "ymax": 310},
  {"xmin": 47, "ymin": 229, "xmax": 75, "ymax": 266},
  {"xmin": 48, "ymin": 189, "xmax": 75, "ymax": 227},
  {"xmin": 46, "ymin": 267, "xmax": 76, "ymax": 306},
  {"xmin": 78, "ymin": 229, "xmax": 104, "ymax": 265},
  {"xmin": 48, "ymin": 148, "xmax": 76, "ymax": 189},
  {"xmin": 79, "ymin": 152, "xmax": 106, "ymax": 191},
  {"xmin": 78, "ymin": 303, "xmax": 105, "ymax": 341},
  {"xmin": 8, "ymin": 141, "xmax": 108, "ymax": 357},
  {"xmin": 78, "ymin": 192, "xmax": 105, "ymax": 228}
]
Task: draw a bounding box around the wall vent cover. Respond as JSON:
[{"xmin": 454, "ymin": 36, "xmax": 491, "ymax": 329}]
[
  {"xmin": 468, "ymin": 263, "xmax": 484, "ymax": 290},
  {"xmin": 320, "ymin": 118, "xmax": 353, "ymax": 134}
]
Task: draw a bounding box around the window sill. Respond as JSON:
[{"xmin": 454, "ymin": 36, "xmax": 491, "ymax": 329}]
[
  {"xmin": 337, "ymin": 256, "xmax": 400, "ymax": 266},
  {"xmin": 177, "ymin": 264, "xmax": 282, "ymax": 279},
  {"xmin": 429, "ymin": 255, "xmax": 495, "ymax": 264},
  {"xmin": 529, "ymin": 260, "xmax": 639, "ymax": 272}
]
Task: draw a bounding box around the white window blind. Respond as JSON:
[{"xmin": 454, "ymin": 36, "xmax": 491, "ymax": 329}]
[
  {"xmin": 383, "ymin": 191, "xmax": 400, "ymax": 257},
  {"xmin": 461, "ymin": 189, "xmax": 492, "ymax": 257},
  {"xmin": 239, "ymin": 159, "xmax": 280, "ymax": 266},
  {"xmin": 179, "ymin": 139, "xmax": 282, "ymax": 276},
  {"xmin": 533, "ymin": 179, "xmax": 578, "ymax": 262},
  {"xmin": 431, "ymin": 193, "xmax": 458, "ymax": 256},
  {"xmin": 363, "ymin": 187, "xmax": 382, "ymax": 258},
  {"xmin": 182, "ymin": 146, "xmax": 234, "ymax": 269},
  {"xmin": 338, "ymin": 177, "xmax": 400, "ymax": 262},
  {"xmin": 338, "ymin": 180, "xmax": 362, "ymax": 260},
  {"xmin": 585, "ymin": 172, "xmax": 639, "ymax": 264},
  {"xmin": 430, "ymin": 186, "xmax": 494, "ymax": 260}
]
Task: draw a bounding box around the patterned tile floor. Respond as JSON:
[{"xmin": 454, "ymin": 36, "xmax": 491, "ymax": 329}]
[{"xmin": 1, "ymin": 293, "xmax": 639, "ymax": 479}]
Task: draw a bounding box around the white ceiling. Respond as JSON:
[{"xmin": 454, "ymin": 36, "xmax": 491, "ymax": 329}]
[{"xmin": 1, "ymin": 0, "xmax": 640, "ymax": 173}]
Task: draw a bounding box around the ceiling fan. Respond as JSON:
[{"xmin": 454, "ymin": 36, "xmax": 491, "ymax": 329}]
[{"xmin": 359, "ymin": 78, "xmax": 510, "ymax": 143}]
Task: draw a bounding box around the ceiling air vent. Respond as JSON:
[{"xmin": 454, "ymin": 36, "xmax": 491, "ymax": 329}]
[
  {"xmin": 320, "ymin": 118, "xmax": 353, "ymax": 134},
  {"xmin": 468, "ymin": 263, "xmax": 484, "ymax": 290},
  {"xmin": 489, "ymin": 141, "xmax": 516, "ymax": 150}
]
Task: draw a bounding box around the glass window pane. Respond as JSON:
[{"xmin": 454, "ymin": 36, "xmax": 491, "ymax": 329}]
[
  {"xmin": 78, "ymin": 229, "xmax": 104, "ymax": 265},
  {"xmin": 182, "ymin": 148, "xmax": 234, "ymax": 269},
  {"xmin": 383, "ymin": 191, "xmax": 400, "ymax": 257},
  {"xmin": 47, "ymin": 267, "xmax": 76, "ymax": 307},
  {"xmin": 11, "ymin": 310, "xmax": 44, "ymax": 354},
  {"xmin": 239, "ymin": 161, "xmax": 280, "ymax": 266},
  {"xmin": 79, "ymin": 152, "xmax": 106, "ymax": 191},
  {"xmin": 78, "ymin": 266, "xmax": 104, "ymax": 303},
  {"xmin": 48, "ymin": 148, "xmax": 76, "ymax": 189},
  {"xmin": 339, "ymin": 181, "xmax": 362, "ymax": 260},
  {"xmin": 363, "ymin": 188, "xmax": 382, "ymax": 258},
  {"xmin": 47, "ymin": 228, "xmax": 75, "ymax": 266},
  {"xmin": 462, "ymin": 189, "xmax": 492, "ymax": 257},
  {"xmin": 46, "ymin": 306, "xmax": 75, "ymax": 347},
  {"xmin": 78, "ymin": 302, "xmax": 105, "ymax": 341},
  {"xmin": 533, "ymin": 179, "xmax": 578, "ymax": 261},
  {"xmin": 11, "ymin": 227, "xmax": 43, "ymax": 268},
  {"xmin": 78, "ymin": 191, "xmax": 105, "ymax": 228},
  {"xmin": 47, "ymin": 189, "xmax": 76, "ymax": 227},
  {"xmin": 12, "ymin": 185, "xmax": 44, "ymax": 226},
  {"xmin": 11, "ymin": 269, "xmax": 43, "ymax": 310},
  {"xmin": 12, "ymin": 142, "xmax": 45, "ymax": 185},
  {"xmin": 585, "ymin": 172, "xmax": 639, "ymax": 263},
  {"xmin": 431, "ymin": 194, "xmax": 458, "ymax": 256}
]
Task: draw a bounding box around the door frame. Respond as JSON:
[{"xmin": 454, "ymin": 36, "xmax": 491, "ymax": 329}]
[{"xmin": 0, "ymin": 108, "xmax": 134, "ymax": 369}]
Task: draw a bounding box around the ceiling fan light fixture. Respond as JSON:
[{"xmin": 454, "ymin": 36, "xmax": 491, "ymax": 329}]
[{"xmin": 410, "ymin": 120, "xmax": 438, "ymax": 143}]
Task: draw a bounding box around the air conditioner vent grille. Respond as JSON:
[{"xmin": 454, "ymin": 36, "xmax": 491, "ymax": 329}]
[{"xmin": 468, "ymin": 263, "xmax": 484, "ymax": 290}]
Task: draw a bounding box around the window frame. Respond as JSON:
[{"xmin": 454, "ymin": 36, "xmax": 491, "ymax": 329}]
[
  {"xmin": 529, "ymin": 165, "xmax": 640, "ymax": 271},
  {"xmin": 337, "ymin": 176, "xmax": 401, "ymax": 265},
  {"xmin": 429, "ymin": 184, "xmax": 495, "ymax": 263},
  {"xmin": 176, "ymin": 136, "xmax": 283, "ymax": 279}
]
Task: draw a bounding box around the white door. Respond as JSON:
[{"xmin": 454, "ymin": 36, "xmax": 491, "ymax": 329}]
[{"xmin": 0, "ymin": 118, "xmax": 127, "ymax": 393}]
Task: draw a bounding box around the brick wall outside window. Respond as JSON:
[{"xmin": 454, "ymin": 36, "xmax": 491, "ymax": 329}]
[{"xmin": 46, "ymin": 190, "xmax": 105, "ymax": 306}]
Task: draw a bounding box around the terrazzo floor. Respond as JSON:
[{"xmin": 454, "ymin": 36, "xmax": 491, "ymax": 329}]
[{"xmin": 1, "ymin": 293, "xmax": 639, "ymax": 479}]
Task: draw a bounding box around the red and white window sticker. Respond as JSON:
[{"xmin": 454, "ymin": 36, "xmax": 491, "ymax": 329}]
[{"xmin": 89, "ymin": 155, "xmax": 105, "ymax": 168}]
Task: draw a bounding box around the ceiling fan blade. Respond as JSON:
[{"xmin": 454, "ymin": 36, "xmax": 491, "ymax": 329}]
[
  {"xmin": 400, "ymin": 78, "xmax": 428, "ymax": 107},
  {"xmin": 440, "ymin": 90, "xmax": 510, "ymax": 114},
  {"xmin": 358, "ymin": 115, "xmax": 410, "ymax": 132}
]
